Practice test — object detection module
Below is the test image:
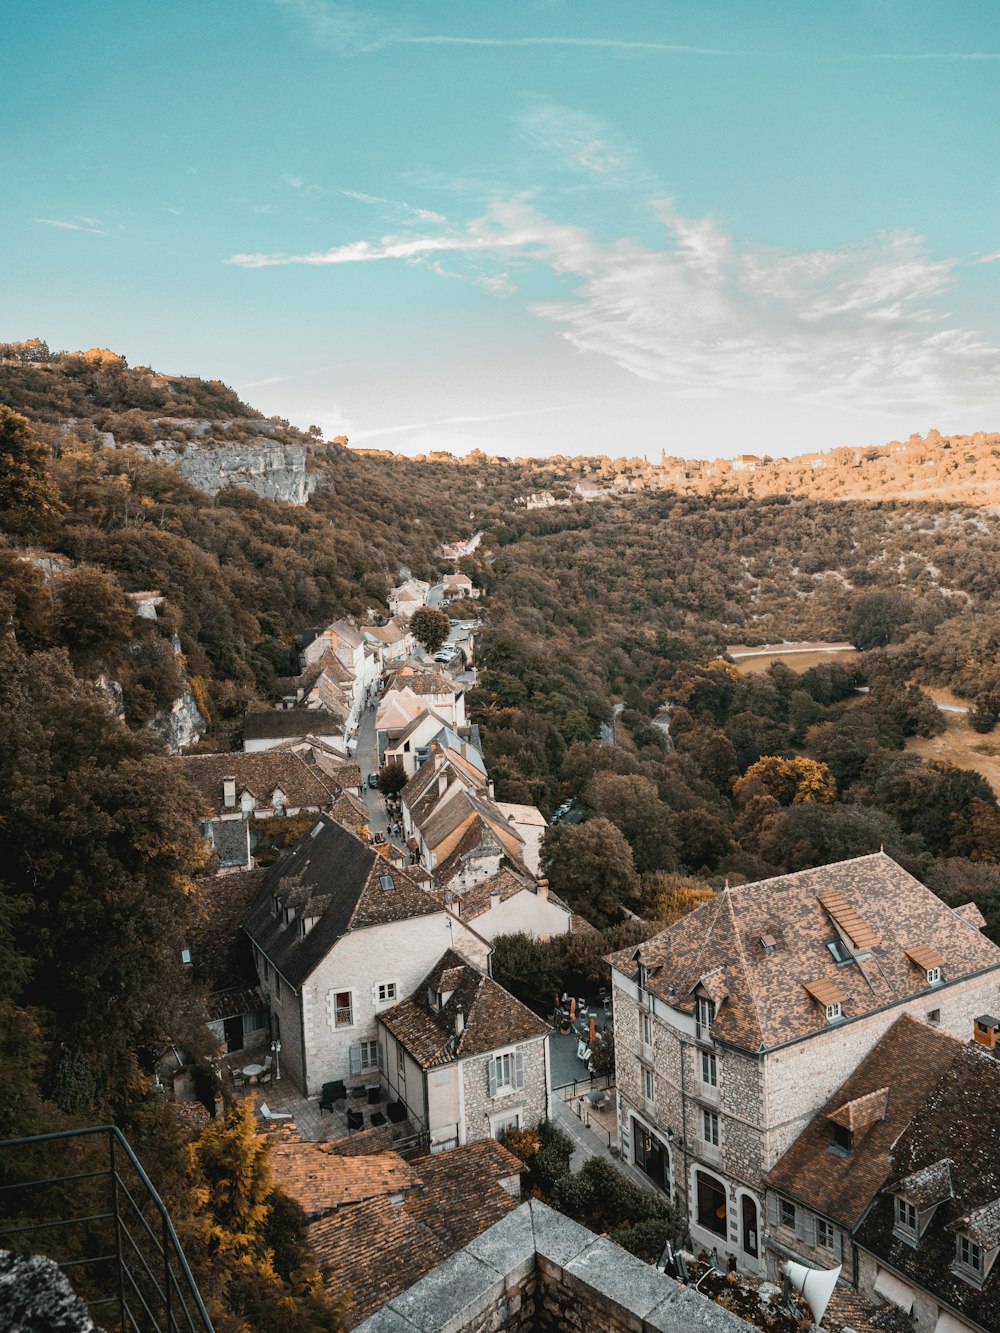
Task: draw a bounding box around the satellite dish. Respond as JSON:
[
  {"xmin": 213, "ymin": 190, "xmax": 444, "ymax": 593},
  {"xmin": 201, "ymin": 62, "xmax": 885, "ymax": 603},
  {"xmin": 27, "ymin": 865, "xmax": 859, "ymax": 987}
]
[{"xmin": 782, "ymin": 1259, "xmax": 842, "ymax": 1326}]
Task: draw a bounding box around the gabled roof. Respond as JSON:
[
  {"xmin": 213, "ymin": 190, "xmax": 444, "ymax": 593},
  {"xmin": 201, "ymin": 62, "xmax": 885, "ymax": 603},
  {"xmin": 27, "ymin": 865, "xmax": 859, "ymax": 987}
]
[
  {"xmin": 855, "ymin": 1043, "xmax": 1000, "ymax": 1327},
  {"xmin": 451, "ymin": 866, "xmax": 536, "ymax": 922},
  {"xmin": 269, "ymin": 1139, "xmax": 419, "ymax": 1218},
  {"xmin": 242, "ymin": 817, "xmax": 444, "ymax": 988},
  {"xmin": 187, "ymin": 870, "xmax": 266, "ymax": 994},
  {"xmin": 175, "ymin": 749, "xmax": 340, "ymax": 814},
  {"xmin": 307, "ymin": 1140, "xmax": 521, "ymax": 1329},
  {"xmin": 606, "ymin": 855, "xmax": 1000, "ymax": 1053},
  {"xmin": 243, "ymin": 709, "xmax": 342, "ymax": 742},
  {"xmin": 378, "ymin": 948, "xmax": 549, "ymax": 1068},
  {"xmin": 765, "ymin": 1015, "xmax": 960, "ymax": 1228}
]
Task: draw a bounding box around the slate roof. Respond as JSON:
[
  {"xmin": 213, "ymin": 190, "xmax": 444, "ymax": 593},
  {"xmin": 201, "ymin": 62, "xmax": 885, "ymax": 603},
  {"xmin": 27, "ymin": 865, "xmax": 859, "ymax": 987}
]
[
  {"xmin": 765, "ymin": 1015, "xmax": 960, "ymax": 1227},
  {"xmin": 307, "ymin": 1140, "xmax": 522, "ymax": 1328},
  {"xmin": 452, "ymin": 866, "xmax": 535, "ymax": 921},
  {"xmin": 378, "ymin": 948, "xmax": 549, "ymax": 1068},
  {"xmin": 242, "ymin": 816, "xmax": 445, "ymax": 989},
  {"xmin": 187, "ymin": 869, "xmax": 266, "ymax": 993},
  {"xmin": 243, "ymin": 709, "xmax": 342, "ymax": 742},
  {"xmin": 854, "ymin": 1043, "xmax": 1000, "ymax": 1330},
  {"xmin": 177, "ymin": 750, "xmax": 340, "ymax": 815},
  {"xmin": 606, "ymin": 855, "xmax": 1000, "ymax": 1053},
  {"xmin": 204, "ymin": 817, "xmax": 252, "ymax": 869}
]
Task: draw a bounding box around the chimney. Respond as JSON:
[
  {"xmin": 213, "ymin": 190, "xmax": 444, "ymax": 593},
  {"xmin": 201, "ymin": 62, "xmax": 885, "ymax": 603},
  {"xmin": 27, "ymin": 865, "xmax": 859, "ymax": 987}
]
[
  {"xmin": 488, "ymin": 780, "xmax": 495, "ymax": 800},
  {"xmin": 974, "ymin": 1015, "xmax": 1000, "ymax": 1049},
  {"xmin": 454, "ymin": 1004, "xmax": 464, "ymax": 1038},
  {"xmin": 537, "ymin": 878, "xmax": 549, "ymax": 902},
  {"xmin": 223, "ymin": 777, "xmax": 236, "ymax": 808},
  {"xmin": 489, "ymin": 892, "xmax": 501, "ymax": 913},
  {"xmin": 438, "ymin": 771, "xmax": 448, "ymax": 798}
]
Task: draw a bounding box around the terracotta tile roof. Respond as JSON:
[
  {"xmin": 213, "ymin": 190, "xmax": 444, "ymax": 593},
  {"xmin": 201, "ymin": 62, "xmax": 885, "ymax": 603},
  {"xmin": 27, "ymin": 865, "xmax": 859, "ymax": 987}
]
[
  {"xmin": 269, "ymin": 1139, "xmax": 419, "ymax": 1217},
  {"xmin": 329, "ymin": 791, "xmax": 370, "ymax": 828},
  {"xmin": 451, "ymin": 866, "xmax": 534, "ymax": 921},
  {"xmin": 765, "ymin": 1015, "xmax": 961, "ymax": 1228},
  {"xmin": 606, "ymin": 855, "xmax": 1000, "ymax": 1053},
  {"xmin": 827, "ymin": 1087, "xmax": 889, "ymax": 1133},
  {"xmin": 954, "ymin": 902, "xmax": 986, "ymax": 930},
  {"xmin": 387, "ymin": 665, "xmax": 457, "ymax": 696},
  {"xmin": 904, "ymin": 943, "xmax": 945, "ymax": 972},
  {"xmin": 854, "ymin": 1043, "xmax": 1000, "ymax": 1329},
  {"xmin": 242, "ymin": 817, "xmax": 444, "ymax": 989},
  {"xmin": 306, "ymin": 1140, "xmax": 521, "ymax": 1328},
  {"xmin": 175, "ymin": 750, "xmax": 340, "ymax": 816},
  {"xmin": 378, "ymin": 948, "xmax": 549, "ymax": 1068},
  {"xmin": 803, "ymin": 976, "xmax": 848, "ymax": 1009}
]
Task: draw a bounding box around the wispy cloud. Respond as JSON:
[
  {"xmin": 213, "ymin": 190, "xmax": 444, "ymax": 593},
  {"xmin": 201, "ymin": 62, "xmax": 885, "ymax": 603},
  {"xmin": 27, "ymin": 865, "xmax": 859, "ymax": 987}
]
[
  {"xmin": 229, "ymin": 197, "xmax": 1000, "ymax": 414},
  {"xmin": 848, "ymin": 51, "xmax": 1000, "ymax": 62},
  {"xmin": 515, "ymin": 100, "xmax": 634, "ymax": 178},
  {"xmin": 34, "ymin": 216, "xmax": 108, "ymax": 235},
  {"xmin": 341, "ymin": 189, "xmax": 446, "ymax": 222},
  {"xmin": 276, "ymin": 1, "xmax": 751, "ymax": 57},
  {"xmin": 236, "ymin": 365, "xmax": 339, "ymax": 389}
]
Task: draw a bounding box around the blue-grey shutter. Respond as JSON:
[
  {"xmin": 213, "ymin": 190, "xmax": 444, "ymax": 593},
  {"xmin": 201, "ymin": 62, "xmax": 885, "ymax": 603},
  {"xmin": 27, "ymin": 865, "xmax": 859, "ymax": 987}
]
[
  {"xmin": 349, "ymin": 1045, "xmax": 362, "ymax": 1076},
  {"xmin": 795, "ymin": 1211, "xmax": 816, "ymax": 1247},
  {"xmin": 514, "ymin": 1049, "xmax": 524, "ymax": 1089},
  {"xmin": 377, "ymin": 1041, "xmax": 384, "ymax": 1071},
  {"xmin": 488, "ymin": 1059, "xmax": 498, "ymax": 1098},
  {"xmin": 766, "ymin": 1194, "xmax": 779, "ymax": 1228}
]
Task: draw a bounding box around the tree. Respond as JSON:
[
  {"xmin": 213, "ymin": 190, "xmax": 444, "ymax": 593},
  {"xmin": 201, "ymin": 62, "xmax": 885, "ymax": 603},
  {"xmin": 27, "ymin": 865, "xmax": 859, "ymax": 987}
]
[
  {"xmin": 846, "ymin": 591, "xmax": 914, "ymax": 650},
  {"xmin": 0, "ymin": 405, "xmax": 63, "ymax": 524},
  {"xmin": 409, "ymin": 606, "xmax": 450, "ymax": 654},
  {"xmin": 586, "ymin": 771, "xmax": 677, "ymax": 873},
  {"xmin": 376, "ymin": 761, "xmax": 407, "ymax": 796},
  {"xmin": 541, "ymin": 818, "xmax": 639, "ymax": 927},
  {"xmin": 641, "ymin": 873, "xmax": 715, "ymax": 925},
  {"xmin": 733, "ymin": 755, "xmax": 836, "ymax": 807}
]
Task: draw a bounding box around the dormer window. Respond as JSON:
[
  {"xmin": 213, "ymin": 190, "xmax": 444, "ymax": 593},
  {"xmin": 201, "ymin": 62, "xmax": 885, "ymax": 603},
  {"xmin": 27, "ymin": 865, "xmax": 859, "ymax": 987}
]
[
  {"xmin": 638, "ymin": 963, "xmax": 649, "ymax": 990},
  {"xmin": 895, "ymin": 1197, "xmax": 917, "ymax": 1236},
  {"xmin": 826, "ymin": 1002, "xmax": 843, "ymax": 1023},
  {"xmin": 926, "ymin": 966, "xmax": 942, "ymax": 986},
  {"xmin": 956, "ymin": 1235, "xmax": 984, "ymax": 1282},
  {"xmin": 270, "ymin": 895, "xmax": 280, "ymax": 917},
  {"xmin": 830, "ymin": 1123, "xmax": 852, "ymax": 1155},
  {"xmin": 297, "ymin": 915, "xmax": 317, "ymax": 940},
  {"xmin": 827, "ymin": 938, "xmax": 852, "ymax": 965},
  {"xmin": 180, "ymin": 947, "xmax": 192, "ymax": 966},
  {"xmin": 696, "ymin": 996, "xmax": 714, "ymax": 1032}
]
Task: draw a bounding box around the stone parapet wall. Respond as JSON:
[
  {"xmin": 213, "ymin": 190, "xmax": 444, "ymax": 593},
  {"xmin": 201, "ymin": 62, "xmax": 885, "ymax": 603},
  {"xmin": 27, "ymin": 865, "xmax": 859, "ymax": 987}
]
[{"xmin": 354, "ymin": 1200, "xmax": 753, "ymax": 1333}]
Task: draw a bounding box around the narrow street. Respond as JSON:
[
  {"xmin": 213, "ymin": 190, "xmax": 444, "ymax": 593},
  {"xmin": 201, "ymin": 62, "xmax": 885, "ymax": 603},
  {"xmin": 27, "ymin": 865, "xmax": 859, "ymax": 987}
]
[{"xmin": 354, "ymin": 706, "xmax": 391, "ymax": 841}]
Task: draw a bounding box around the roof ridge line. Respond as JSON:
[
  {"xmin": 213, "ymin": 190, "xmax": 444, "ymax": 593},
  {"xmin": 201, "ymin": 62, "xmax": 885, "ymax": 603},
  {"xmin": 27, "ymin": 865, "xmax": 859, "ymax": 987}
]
[
  {"xmin": 726, "ymin": 886, "xmax": 766, "ymax": 1050},
  {"xmin": 687, "ymin": 888, "xmax": 729, "ymax": 984}
]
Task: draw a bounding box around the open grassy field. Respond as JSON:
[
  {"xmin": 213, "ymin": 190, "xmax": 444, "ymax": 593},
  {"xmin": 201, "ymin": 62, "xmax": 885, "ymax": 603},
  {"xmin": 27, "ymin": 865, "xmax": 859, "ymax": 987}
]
[{"xmin": 727, "ymin": 642, "xmax": 860, "ymax": 675}]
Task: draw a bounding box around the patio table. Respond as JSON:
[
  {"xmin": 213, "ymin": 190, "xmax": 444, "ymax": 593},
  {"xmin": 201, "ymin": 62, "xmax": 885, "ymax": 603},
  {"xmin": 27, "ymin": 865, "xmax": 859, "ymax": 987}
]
[{"xmin": 242, "ymin": 1063, "xmax": 265, "ymax": 1084}]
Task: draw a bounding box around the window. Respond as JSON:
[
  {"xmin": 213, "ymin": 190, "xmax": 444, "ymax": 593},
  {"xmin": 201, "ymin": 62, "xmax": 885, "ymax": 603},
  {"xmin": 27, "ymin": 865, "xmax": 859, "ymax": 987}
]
[
  {"xmin": 926, "ymin": 966, "xmax": 942, "ymax": 986},
  {"xmin": 377, "ymin": 981, "xmax": 398, "ymax": 1005},
  {"xmin": 956, "ymin": 1235, "xmax": 984, "ymax": 1279},
  {"xmin": 642, "ymin": 1066, "xmax": 655, "ymax": 1103},
  {"xmin": 492, "ymin": 1111, "xmax": 521, "ymax": 1140},
  {"xmin": 333, "ymin": 990, "xmax": 353, "ymax": 1028},
  {"xmin": 270, "ymin": 895, "xmax": 280, "ymax": 917},
  {"xmin": 244, "ymin": 1009, "xmax": 267, "ymax": 1034},
  {"xmin": 488, "ymin": 1049, "xmax": 524, "ymax": 1098},
  {"xmin": 702, "ymin": 1051, "xmax": 718, "ymax": 1087},
  {"xmin": 927, "ymin": 1008, "xmax": 941, "ymax": 1025},
  {"xmin": 703, "ymin": 1110, "xmax": 719, "ymax": 1148},
  {"xmin": 641, "ymin": 1012, "xmax": 653, "ymax": 1047},
  {"xmin": 816, "ymin": 1218, "xmax": 836, "ymax": 1251},
  {"xmin": 779, "ymin": 1198, "xmax": 796, "ymax": 1229},
  {"xmin": 830, "ymin": 1123, "xmax": 853, "ymax": 1155},
  {"xmin": 696, "ymin": 996, "xmax": 714, "ymax": 1033},
  {"xmin": 895, "ymin": 1197, "xmax": 917, "ymax": 1233},
  {"xmin": 827, "ymin": 938, "xmax": 852, "ymax": 965},
  {"xmin": 825, "ymin": 1002, "xmax": 842, "ymax": 1022},
  {"xmin": 350, "ymin": 1040, "xmax": 382, "ymax": 1075},
  {"xmin": 180, "ymin": 947, "xmax": 192, "ymax": 966}
]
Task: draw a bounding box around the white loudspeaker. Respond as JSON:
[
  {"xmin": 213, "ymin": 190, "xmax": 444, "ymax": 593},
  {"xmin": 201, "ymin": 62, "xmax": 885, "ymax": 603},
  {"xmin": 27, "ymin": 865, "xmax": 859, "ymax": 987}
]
[{"xmin": 782, "ymin": 1259, "xmax": 842, "ymax": 1326}]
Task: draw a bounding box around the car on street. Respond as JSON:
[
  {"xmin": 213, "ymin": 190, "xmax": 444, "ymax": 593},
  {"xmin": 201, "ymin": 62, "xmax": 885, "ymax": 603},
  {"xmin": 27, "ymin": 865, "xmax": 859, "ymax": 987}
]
[{"xmin": 368, "ymin": 772, "xmax": 379, "ymax": 789}]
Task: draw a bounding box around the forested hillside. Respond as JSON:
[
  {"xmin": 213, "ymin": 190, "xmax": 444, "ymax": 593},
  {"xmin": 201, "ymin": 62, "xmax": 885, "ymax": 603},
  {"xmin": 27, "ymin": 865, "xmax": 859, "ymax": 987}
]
[{"xmin": 4, "ymin": 344, "xmax": 1000, "ymax": 1325}]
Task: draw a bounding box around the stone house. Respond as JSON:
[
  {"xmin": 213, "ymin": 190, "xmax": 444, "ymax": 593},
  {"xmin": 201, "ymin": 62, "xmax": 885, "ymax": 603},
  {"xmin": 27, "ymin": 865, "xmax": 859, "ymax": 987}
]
[
  {"xmin": 242, "ymin": 709, "xmax": 346, "ymax": 753},
  {"xmin": 382, "ymin": 666, "xmax": 467, "ymax": 732},
  {"xmin": 381, "ymin": 709, "xmax": 485, "ymax": 777},
  {"xmin": 377, "ymin": 949, "xmax": 551, "ymax": 1150},
  {"xmin": 175, "ymin": 749, "xmax": 341, "ymax": 820},
  {"xmin": 388, "ymin": 578, "xmax": 431, "ymax": 619},
  {"xmin": 448, "ymin": 868, "xmax": 574, "ymax": 944},
  {"xmin": 495, "ymin": 801, "xmax": 547, "ymax": 876},
  {"xmin": 241, "ymin": 816, "xmax": 489, "ymax": 1094},
  {"xmin": 362, "ymin": 615, "xmax": 415, "ymax": 666},
  {"xmin": 853, "ymin": 1042, "xmax": 1000, "ymax": 1333},
  {"xmin": 442, "ymin": 572, "xmax": 476, "ymax": 601},
  {"xmin": 606, "ymin": 854, "xmax": 1000, "ymax": 1277},
  {"xmin": 763, "ymin": 1014, "xmax": 960, "ymax": 1282}
]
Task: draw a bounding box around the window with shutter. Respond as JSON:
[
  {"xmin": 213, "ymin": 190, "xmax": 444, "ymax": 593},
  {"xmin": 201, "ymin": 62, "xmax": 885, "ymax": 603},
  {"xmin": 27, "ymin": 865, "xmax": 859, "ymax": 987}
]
[
  {"xmin": 514, "ymin": 1050, "xmax": 524, "ymax": 1088},
  {"xmin": 349, "ymin": 1045, "xmax": 362, "ymax": 1076},
  {"xmin": 766, "ymin": 1194, "xmax": 779, "ymax": 1228},
  {"xmin": 488, "ymin": 1060, "xmax": 498, "ymax": 1098}
]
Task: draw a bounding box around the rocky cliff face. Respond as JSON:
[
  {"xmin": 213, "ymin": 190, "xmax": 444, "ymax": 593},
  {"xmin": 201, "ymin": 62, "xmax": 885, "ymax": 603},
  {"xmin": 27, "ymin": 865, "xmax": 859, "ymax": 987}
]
[
  {"xmin": 149, "ymin": 685, "xmax": 205, "ymax": 753},
  {"xmin": 130, "ymin": 437, "xmax": 317, "ymax": 503}
]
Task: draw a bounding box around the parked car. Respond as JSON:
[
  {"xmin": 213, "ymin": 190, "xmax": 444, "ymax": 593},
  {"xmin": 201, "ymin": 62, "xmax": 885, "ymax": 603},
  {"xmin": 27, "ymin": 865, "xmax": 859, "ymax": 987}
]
[{"xmin": 368, "ymin": 772, "xmax": 379, "ymax": 789}]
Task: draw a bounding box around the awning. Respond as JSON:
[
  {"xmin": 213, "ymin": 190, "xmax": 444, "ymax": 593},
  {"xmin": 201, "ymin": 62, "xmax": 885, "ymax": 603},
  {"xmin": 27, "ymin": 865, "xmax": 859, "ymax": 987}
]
[
  {"xmin": 934, "ymin": 1312, "xmax": 972, "ymax": 1333},
  {"xmin": 873, "ymin": 1267, "xmax": 915, "ymax": 1314}
]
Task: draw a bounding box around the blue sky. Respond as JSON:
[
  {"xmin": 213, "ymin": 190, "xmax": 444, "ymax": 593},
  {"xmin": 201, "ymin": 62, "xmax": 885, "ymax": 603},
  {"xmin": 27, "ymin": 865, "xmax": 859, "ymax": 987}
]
[{"xmin": 4, "ymin": 1, "xmax": 999, "ymax": 459}]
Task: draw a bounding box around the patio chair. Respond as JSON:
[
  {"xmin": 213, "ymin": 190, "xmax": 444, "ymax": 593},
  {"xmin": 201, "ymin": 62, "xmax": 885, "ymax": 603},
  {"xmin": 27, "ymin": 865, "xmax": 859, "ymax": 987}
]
[
  {"xmin": 257, "ymin": 1070, "xmax": 272, "ymax": 1085},
  {"xmin": 259, "ymin": 1103, "xmax": 292, "ymax": 1122},
  {"xmin": 320, "ymin": 1080, "xmax": 347, "ymax": 1113},
  {"xmin": 576, "ymin": 1039, "xmax": 588, "ymax": 1062},
  {"xmin": 386, "ymin": 1100, "xmax": 407, "ymax": 1124},
  {"xmin": 262, "ymin": 1054, "xmax": 273, "ymax": 1071},
  {"xmin": 347, "ymin": 1110, "xmax": 364, "ymax": 1133},
  {"xmin": 367, "ymin": 1086, "xmax": 381, "ymax": 1105},
  {"xmin": 231, "ymin": 1068, "xmax": 246, "ymax": 1088}
]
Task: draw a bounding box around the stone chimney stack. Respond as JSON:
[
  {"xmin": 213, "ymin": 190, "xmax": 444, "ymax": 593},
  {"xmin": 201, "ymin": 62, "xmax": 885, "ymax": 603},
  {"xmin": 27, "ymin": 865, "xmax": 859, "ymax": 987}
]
[
  {"xmin": 223, "ymin": 776, "xmax": 236, "ymax": 809},
  {"xmin": 537, "ymin": 878, "xmax": 549, "ymax": 902},
  {"xmin": 454, "ymin": 1004, "xmax": 465, "ymax": 1038}
]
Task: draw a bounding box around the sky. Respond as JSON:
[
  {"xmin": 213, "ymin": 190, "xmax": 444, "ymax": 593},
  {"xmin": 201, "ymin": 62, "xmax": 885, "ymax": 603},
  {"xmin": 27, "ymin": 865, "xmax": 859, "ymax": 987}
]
[{"xmin": 3, "ymin": 1, "xmax": 1000, "ymax": 460}]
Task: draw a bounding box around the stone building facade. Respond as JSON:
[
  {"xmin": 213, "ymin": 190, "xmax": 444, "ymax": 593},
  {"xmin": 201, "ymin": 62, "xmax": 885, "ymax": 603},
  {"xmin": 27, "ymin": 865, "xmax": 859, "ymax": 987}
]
[{"xmin": 607, "ymin": 855, "xmax": 1000, "ymax": 1277}]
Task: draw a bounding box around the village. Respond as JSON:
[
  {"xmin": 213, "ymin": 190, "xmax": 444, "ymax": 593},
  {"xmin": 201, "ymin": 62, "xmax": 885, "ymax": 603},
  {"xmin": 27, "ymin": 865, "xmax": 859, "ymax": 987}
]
[{"xmin": 158, "ymin": 554, "xmax": 1000, "ymax": 1333}]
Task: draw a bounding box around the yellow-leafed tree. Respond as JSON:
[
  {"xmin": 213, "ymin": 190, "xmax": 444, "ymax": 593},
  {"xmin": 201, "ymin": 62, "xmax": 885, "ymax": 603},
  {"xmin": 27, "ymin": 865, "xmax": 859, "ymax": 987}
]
[{"xmin": 733, "ymin": 755, "xmax": 836, "ymax": 807}]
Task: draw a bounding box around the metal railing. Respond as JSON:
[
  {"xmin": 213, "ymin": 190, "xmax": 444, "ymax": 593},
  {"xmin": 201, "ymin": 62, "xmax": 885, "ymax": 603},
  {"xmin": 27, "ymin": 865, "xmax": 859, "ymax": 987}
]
[{"xmin": 0, "ymin": 1125, "xmax": 214, "ymax": 1333}]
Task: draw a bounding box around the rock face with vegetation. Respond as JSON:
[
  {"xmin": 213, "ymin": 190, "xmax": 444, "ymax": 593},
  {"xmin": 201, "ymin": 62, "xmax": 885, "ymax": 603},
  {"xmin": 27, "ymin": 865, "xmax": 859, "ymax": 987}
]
[{"xmin": 126, "ymin": 434, "xmax": 316, "ymax": 503}]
